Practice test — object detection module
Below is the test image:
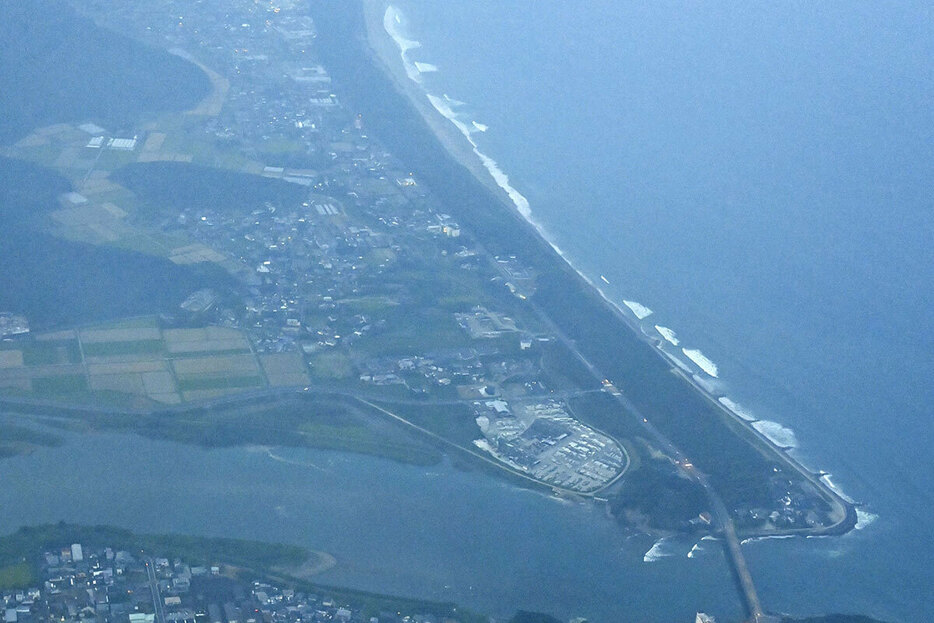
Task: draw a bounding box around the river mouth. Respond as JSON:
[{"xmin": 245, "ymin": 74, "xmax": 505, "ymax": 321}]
[{"xmin": 0, "ymin": 428, "xmax": 744, "ymax": 622}]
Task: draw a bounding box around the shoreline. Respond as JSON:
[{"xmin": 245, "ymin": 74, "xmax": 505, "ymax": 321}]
[
  {"xmin": 357, "ymin": 1, "xmax": 854, "ymax": 536},
  {"xmin": 360, "ymin": 1, "xmax": 520, "ymax": 215}
]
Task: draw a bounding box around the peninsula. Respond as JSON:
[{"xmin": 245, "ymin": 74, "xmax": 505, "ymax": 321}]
[{"xmin": 0, "ymin": 1, "xmax": 860, "ymax": 621}]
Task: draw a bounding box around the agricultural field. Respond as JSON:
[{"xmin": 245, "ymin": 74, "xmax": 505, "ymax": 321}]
[{"xmin": 0, "ymin": 318, "xmax": 308, "ymax": 405}]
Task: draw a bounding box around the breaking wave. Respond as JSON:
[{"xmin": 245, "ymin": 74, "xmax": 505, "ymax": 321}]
[
  {"xmin": 740, "ymin": 534, "xmax": 796, "ymax": 545},
  {"xmin": 681, "ymin": 348, "xmax": 719, "ymax": 377},
  {"xmin": 384, "ymin": 5, "xmax": 424, "ymax": 83},
  {"xmin": 623, "ymin": 300, "xmax": 654, "ymax": 320},
  {"xmin": 643, "ymin": 537, "xmax": 677, "ymax": 562},
  {"xmin": 718, "ymin": 396, "xmax": 757, "ymax": 421},
  {"xmin": 654, "ymin": 325, "xmax": 679, "ymax": 345},
  {"xmin": 414, "ymin": 61, "xmax": 438, "ymax": 73},
  {"xmin": 751, "ymin": 420, "xmax": 799, "ymax": 449},
  {"xmin": 819, "ymin": 472, "xmax": 856, "ymax": 504},
  {"xmin": 443, "ymin": 93, "xmax": 467, "ymax": 106},
  {"xmin": 855, "ymin": 508, "xmax": 878, "ymax": 530}
]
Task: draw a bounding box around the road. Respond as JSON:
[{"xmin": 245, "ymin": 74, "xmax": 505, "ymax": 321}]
[{"xmin": 145, "ymin": 558, "xmax": 166, "ymax": 623}]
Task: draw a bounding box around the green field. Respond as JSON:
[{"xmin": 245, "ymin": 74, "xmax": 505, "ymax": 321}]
[
  {"xmin": 373, "ymin": 401, "xmax": 479, "ymax": 448},
  {"xmin": 0, "ymin": 339, "xmax": 82, "ymax": 366},
  {"xmin": 308, "ymin": 351, "xmax": 355, "ymax": 379},
  {"xmin": 0, "ymin": 562, "xmax": 34, "ymax": 590}
]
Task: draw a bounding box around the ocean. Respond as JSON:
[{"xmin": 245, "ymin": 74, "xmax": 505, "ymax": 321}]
[{"xmin": 374, "ymin": 1, "xmax": 934, "ymax": 620}]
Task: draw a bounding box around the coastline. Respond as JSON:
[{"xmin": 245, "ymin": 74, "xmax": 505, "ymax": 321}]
[
  {"xmin": 360, "ymin": 1, "xmax": 523, "ymax": 218},
  {"xmin": 355, "ymin": 1, "xmax": 854, "ymax": 537}
]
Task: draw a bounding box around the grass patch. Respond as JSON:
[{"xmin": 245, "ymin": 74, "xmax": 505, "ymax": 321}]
[
  {"xmin": 0, "ymin": 562, "xmax": 34, "ymax": 590},
  {"xmin": 358, "ymin": 307, "xmax": 470, "ymax": 357},
  {"xmin": 374, "ymin": 401, "xmax": 480, "ymax": 448},
  {"xmin": 109, "ymin": 233, "xmax": 172, "ymax": 257},
  {"xmin": 308, "ymin": 351, "xmax": 354, "ymax": 379},
  {"xmin": 335, "ymin": 295, "xmax": 398, "ymax": 314}
]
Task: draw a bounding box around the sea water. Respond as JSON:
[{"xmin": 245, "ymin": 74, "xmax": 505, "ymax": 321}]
[{"xmin": 379, "ymin": 2, "xmax": 934, "ymax": 620}]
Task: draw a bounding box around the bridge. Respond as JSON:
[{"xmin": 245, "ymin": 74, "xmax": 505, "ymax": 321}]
[{"xmin": 517, "ymin": 294, "xmax": 774, "ymax": 621}]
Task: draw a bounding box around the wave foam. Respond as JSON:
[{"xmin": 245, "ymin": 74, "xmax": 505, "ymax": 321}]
[
  {"xmin": 681, "ymin": 348, "xmax": 719, "ymax": 377},
  {"xmin": 422, "ymin": 94, "xmax": 538, "ymax": 224},
  {"xmin": 384, "ymin": 6, "xmax": 423, "ymax": 83},
  {"xmin": 718, "ymin": 396, "xmax": 757, "ymax": 421},
  {"xmin": 473, "ymin": 149, "xmax": 533, "ymax": 219},
  {"xmin": 654, "ymin": 325, "xmax": 679, "ymax": 345},
  {"xmin": 443, "ymin": 93, "xmax": 466, "ymax": 106},
  {"xmin": 643, "ymin": 537, "xmax": 676, "ymax": 562},
  {"xmin": 740, "ymin": 534, "xmax": 796, "ymax": 545},
  {"xmin": 265, "ymin": 449, "xmax": 327, "ymax": 472},
  {"xmin": 623, "ymin": 300, "xmax": 653, "ymax": 320},
  {"xmin": 426, "ymin": 93, "xmax": 477, "ymax": 143},
  {"xmin": 855, "ymin": 508, "xmax": 878, "ymax": 530},
  {"xmin": 751, "ymin": 420, "xmax": 798, "ymax": 448},
  {"xmin": 819, "ymin": 473, "xmax": 856, "ymax": 503}
]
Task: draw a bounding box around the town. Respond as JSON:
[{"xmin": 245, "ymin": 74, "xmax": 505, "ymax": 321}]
[{"xmin": 2, "ymin": 541, "xmax": 450, "ymax": 623}]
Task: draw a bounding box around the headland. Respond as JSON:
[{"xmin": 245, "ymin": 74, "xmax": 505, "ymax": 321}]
[{"xmin": 319, "ymin": 0, "xmax": 855, "ymax": 540}]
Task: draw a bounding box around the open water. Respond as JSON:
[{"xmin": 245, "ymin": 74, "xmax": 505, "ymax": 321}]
[{"xmin": 375, "ymin": 1, "xmax": 933, "ymax": 620}]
